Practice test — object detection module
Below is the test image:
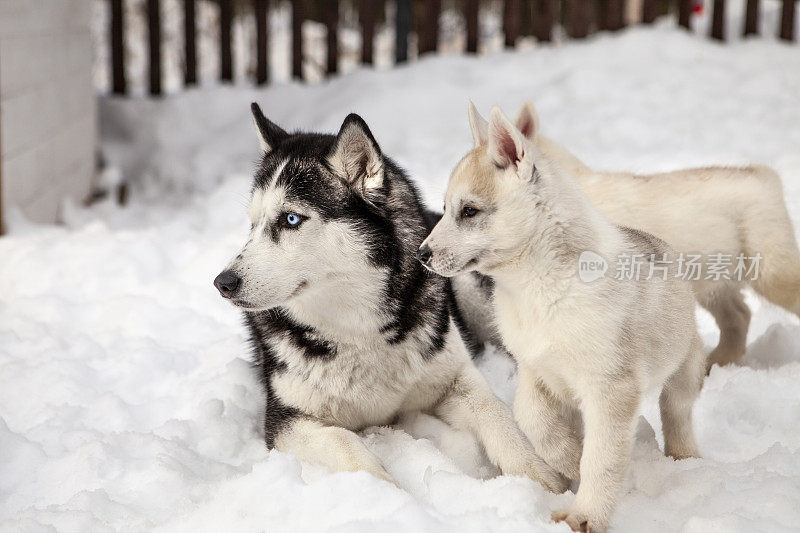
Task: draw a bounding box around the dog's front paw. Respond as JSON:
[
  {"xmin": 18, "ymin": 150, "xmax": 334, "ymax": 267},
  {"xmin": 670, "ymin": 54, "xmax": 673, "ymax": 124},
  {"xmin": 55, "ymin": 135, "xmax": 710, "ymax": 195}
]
[{"xmin": 551, "ymin": 508, "xmax": 605, "ymax": 533}]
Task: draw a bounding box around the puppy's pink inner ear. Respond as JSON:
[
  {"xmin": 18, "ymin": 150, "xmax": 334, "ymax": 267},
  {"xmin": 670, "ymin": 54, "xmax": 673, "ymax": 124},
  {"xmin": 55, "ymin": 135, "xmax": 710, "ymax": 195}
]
[
  {"xmin": 517, "ymin": 115, "xmax": 533, "ymax": 138},
  {"xmin": 494, "ymin": 125, "xmax": 519, "ymax": 165}
]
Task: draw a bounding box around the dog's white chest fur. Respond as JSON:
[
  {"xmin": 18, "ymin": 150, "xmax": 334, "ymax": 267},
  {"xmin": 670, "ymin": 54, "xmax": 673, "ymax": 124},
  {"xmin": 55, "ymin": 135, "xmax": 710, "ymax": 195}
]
[{"xmin": 270, "ymin": 325, "xmax": 464, "ymax": 430}]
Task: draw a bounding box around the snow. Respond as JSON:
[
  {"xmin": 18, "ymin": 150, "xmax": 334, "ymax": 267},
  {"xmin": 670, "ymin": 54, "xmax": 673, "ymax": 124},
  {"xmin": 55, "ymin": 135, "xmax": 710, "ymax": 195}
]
[{"xmin": 3, "ymin": 23, "xmax": 800, "ymax": 532}]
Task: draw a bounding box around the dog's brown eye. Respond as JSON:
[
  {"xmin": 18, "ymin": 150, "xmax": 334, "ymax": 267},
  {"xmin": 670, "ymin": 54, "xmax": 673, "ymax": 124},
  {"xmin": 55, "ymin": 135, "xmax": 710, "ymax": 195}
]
[{"xmin": 461, "ymin": 206, "xmax": 479, "ymax": 218}]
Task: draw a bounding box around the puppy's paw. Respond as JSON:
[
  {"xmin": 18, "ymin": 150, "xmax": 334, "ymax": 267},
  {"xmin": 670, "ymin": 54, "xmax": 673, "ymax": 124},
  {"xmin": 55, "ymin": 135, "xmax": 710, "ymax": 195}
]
[
  {"xmin": 551, "ymin": 508, "xmax": 604, "ymax": 533},
  {"xmin": 665, "ymin": 442, "xmax": 700, "ymax": 461},
  {"xmin": 504, "ymin": 456, "xmax": 570, "ymax": 494},
  {"xmin": 535, "ymin": 464, "xmax": 570, "ymax": 494},
  {"xmin": 371, "ymin": 467, "xmax": 400, "ymax": 488},
  {"xmin": 553, "ymin": 450, "xmax": 582, "ymax": 481}
]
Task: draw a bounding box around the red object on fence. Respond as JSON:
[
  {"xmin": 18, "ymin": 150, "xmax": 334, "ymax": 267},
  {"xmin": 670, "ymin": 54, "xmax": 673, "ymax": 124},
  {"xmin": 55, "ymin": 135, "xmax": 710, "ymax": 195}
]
[
  {"xmin": 184, "ymin": 0, "xmax": 197, "ymax": 85},
  {"xmin": 780, "ymin": 0, "xmax": 796, "ymax": 41},
  {"xmin": 255, "ymin": 0, "xmax": 269, "ymax": 84},
  {"xmin": 694, "ymin": 1, "xmax": 705, "ymax": 14},
  {"xmin": 360, "ymin": 0, "xmax": 375, "ymax": 65},
  {"xmin": 148, "ymin": 0, "xmax": 162, "ymax": 96},
  {"xmin": 220, "ymin": 0, "xmax": 233, "ymax": 81},
  {"xmin": 326, "ymin": 0, "xmax": 339, "ymax": 74},
  {"xmin": 110, "ymin": 0, "xmax": 126, "ymax": 94},
  {"xmin": 291, "ymin": 0, "xmax": 303, "ymax": 79}
]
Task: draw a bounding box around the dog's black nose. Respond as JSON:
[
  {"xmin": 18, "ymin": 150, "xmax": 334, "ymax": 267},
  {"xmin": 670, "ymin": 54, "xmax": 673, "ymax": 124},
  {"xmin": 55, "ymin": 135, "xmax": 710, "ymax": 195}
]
[
  {"xmin": 214, "ymin": 270, "xmax": 241, "ymax": 298},
  {"xmin": 417, "ymin": 244, "xmax": 432, "ymax": 264}
]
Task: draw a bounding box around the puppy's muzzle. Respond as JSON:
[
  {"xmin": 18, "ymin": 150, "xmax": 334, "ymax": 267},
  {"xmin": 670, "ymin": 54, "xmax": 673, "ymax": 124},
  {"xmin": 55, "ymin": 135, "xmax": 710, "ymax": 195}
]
[{"xmin": 417, "ymin": 244, "xmax": 433, "ymax": 265}]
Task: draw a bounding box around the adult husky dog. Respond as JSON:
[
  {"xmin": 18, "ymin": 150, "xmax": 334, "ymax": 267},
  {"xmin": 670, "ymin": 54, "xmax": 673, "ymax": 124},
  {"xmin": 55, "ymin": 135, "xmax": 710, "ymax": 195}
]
[
  {"xmin": 420, "ymin": 106, "xmax": 705, "ymax": 532},
  {"xmin": 458, "ymin": 101, "xmax": 800, "ymax": 370},
  {"xmin": 212, "ymin": 103, "xmax": 566, "ymax": 492}
]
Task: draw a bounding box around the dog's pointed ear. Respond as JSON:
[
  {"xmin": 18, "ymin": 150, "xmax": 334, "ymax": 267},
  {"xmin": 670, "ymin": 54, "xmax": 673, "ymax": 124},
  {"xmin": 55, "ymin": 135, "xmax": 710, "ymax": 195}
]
[
  {"xmin": 251, "ymin": 102, "xmax": 288, "ymax": 153},
  {"xmin": 328, "ymin": 113, "xmax": 384, "ymax": 195},
  {"xmin": 514, "ymin": 101, "xmax": 540, "ymax": 142},
  {"xmin": 488, "ymin": 106, "xmax": 528, "ymax": 171},
  {"xmin": 468, "ymin": 101, "xmax": 489, "ymax": 148}
]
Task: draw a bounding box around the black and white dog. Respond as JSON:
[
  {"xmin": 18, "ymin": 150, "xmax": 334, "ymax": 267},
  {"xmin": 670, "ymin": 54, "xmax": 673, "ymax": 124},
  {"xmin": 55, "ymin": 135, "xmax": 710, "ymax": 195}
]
[{"xmin": 212, "ymin": 103, "xmax": 565, "ymax": 492}]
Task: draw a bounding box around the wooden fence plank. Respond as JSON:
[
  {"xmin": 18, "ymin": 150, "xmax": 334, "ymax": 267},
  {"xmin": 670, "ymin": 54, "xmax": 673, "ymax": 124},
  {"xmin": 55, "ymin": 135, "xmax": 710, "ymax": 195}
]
[
  {"xmin": 255, "ymin": 0, "xmax": 269, "ymax": 84},
  {"xmin": 395, "ymin": 0, "xmax": 411, "ymax": 62},
  {"xmin": 780, "ymin": 0, "xmax": 796, "ymax": 41},
  {"xmin": 220, "ymin": 0, "xmax": 233, "ymax": 81},
  {"xmin": 326, "ymin": 0, "xmax": 339, "ymax": 73},
  {"xmin": 418, "ymin": 0, "xmax": 441, "ymax": 55},
  {"xmin": 533, "ymin": 0, "xmax": 554, "ymax": 41},
  {"xmin": 110, "ymin": 0, "xmax": 126, "ymax": 94},
  {"xmin": 292, "ymin": 0, "xmax": 304, "ymax": 79},
  {"xmin": 465, "ymin": 0, "xmax": 479, "ymax": 53},
  {"xmin": 147, "ymin": 0, "xmax": 161, "ymax": 96},
  {"xmin": 184, "ymin": 0, "xmax": 197, "ymax": 85},
  {"xmin": 567, "ymin": 0, "xmax": 590, "ymax": 38},
  {"xmin": 710, "ymin": 0, "xmax": 726, "ymax": 40},
  {"xmin": 642, "ymin": 0, "xmax": 658, "ymax": 23},
  {"xmin": 600, "ymin": 0, "xmax": 625, "ymax": 31},
  {"xmin": 743, "ymin": 0, "xmax": 759, "ymax": 35},
  {"xmin": 360, "ymin": 0, "xmax": 375, "ymax": 64},
  {"xmin": 678, "ymin": 0, "xmax": 692, "ymax": 28},
  {"xmin": 503, "ymin": 0, "xmax": 521, "ymax": 47}
]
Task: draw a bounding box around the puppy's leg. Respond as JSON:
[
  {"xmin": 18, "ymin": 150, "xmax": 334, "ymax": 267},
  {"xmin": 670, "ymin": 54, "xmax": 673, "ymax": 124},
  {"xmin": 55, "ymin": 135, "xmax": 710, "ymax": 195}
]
[
  {"xmin": 697, "ymin": 283, "xmax": 750, "ymax": 371},
  {"xmin": 552, "ymin": 383, "xmax": 639, "ymax": 533},
  {"xmin": 273, "ymin": 417, "xmax": 396, "ymax": 485},
  {"xmin": 514, "ymin": 365, "xmax": 582, "ymax": 480},
  {"xmin": 660, "ymin": 336, "xmax": 704, "ymax": 460},
  {"xmin": 434, "ymin": 364, "xmax": 569, "ymax": 493}
]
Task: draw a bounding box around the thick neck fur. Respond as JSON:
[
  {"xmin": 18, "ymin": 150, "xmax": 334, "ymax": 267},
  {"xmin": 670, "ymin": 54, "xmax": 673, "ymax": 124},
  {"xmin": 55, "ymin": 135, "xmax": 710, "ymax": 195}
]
[{"xmin": 489, "ymin": 154, "xmax": 619, "ymax": 302}]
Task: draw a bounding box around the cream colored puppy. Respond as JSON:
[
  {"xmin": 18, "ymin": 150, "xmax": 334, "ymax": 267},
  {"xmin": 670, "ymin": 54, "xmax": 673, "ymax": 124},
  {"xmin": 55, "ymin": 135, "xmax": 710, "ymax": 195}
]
[
  {"xmin": 457, "ymin": 102, "xmax": 800, "ymax": 371},
  {"xmin": 421, "ymin": 106, "xmax": 705, "ymax": 532},
  {"xmin": 527, "ymin": 102, "xmax": 800, "ymax": 370}
]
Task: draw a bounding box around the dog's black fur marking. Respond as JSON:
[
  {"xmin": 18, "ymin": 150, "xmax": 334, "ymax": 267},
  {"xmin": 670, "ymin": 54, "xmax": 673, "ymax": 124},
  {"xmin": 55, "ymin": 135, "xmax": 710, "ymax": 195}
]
[
  {"xmin": 245, "ymin": 312, "xmax": 299, "ymax": 449},
  {"xmin": 423, "ymin": 209, "xmax": 486, "ymax": 358}
]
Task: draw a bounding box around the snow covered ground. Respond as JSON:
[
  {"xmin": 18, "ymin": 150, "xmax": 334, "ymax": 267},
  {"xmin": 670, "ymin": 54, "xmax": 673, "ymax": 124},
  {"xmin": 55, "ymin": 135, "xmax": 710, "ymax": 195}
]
[{"xmin": 3, "ymin": 24, "xmax": 800, "ymax": 532}]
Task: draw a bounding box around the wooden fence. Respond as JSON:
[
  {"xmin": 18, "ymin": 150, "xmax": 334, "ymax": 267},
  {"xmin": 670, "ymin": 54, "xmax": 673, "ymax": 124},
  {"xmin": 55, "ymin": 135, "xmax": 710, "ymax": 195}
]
[{"xmin": 108, "ymin": 0, "xmax": 798, "ymax": 97}]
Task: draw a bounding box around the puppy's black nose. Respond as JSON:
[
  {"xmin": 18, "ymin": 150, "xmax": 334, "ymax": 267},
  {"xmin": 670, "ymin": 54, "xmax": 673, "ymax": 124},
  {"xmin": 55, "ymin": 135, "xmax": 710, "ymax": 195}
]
[
  {"xmin": 417, "ymin": 244, "xmax": 432, "ymax": 265},
  {"xmin": 214, "ymin": 270, "xmax": 241, "ymax": 298}
]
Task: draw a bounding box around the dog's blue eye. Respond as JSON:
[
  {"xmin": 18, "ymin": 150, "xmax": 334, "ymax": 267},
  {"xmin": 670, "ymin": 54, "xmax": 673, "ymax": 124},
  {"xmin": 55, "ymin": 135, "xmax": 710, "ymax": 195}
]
[{"xmin": 286, "ymin": 213, "xmax": 301, "ymax": 226}]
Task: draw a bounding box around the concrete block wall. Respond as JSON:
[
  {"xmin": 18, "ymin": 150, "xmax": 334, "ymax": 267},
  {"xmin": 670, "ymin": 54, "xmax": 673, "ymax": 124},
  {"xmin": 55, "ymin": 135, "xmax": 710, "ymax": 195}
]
[{"xmin": 0, "ymin": 0, "xmax": 97, "ymax": 226}]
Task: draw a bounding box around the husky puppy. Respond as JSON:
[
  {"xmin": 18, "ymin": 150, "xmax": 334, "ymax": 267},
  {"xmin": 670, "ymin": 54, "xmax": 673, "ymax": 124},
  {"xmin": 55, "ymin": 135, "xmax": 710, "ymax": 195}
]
[
  {"xmin": 457, "ymin": 102, "xmax": 800, "ymax": 370},
  {"xmin": 212, "ymin": 104, "xmax": 566, "ymax": 493},
  {"xmin": 421, "ymin": 106, "xmax": 705, "ymax": 532}
]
